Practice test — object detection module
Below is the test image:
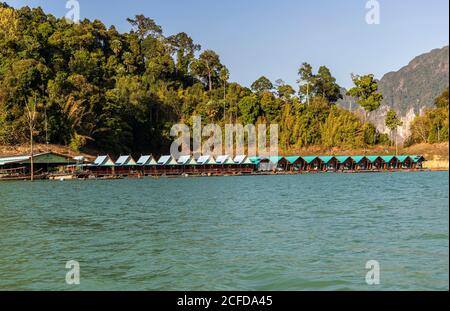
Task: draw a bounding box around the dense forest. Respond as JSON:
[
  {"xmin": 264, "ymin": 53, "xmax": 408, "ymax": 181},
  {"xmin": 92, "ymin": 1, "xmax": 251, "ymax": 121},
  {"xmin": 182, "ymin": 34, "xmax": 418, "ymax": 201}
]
[
  {"xmin": 0, "ymin": 3, "xmax": 400, "ymax": 155},
  {"xmin": 406, "ymin": 88, "xmax": 449, "ymax": 146}
]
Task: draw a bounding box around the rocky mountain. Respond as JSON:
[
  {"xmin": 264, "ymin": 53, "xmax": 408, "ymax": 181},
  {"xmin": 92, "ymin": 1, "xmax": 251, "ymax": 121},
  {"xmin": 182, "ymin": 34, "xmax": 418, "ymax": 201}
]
[{"xmin": 340, "ymin": 45, "xmax": 449, "ymax": 141}]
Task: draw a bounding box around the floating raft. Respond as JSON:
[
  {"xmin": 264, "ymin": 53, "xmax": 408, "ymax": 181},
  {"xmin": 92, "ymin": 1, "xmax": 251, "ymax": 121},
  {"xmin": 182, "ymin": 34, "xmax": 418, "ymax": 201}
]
[{"xmin": 81, "ymin": 154, "xmax": 427, "ymax": 178}]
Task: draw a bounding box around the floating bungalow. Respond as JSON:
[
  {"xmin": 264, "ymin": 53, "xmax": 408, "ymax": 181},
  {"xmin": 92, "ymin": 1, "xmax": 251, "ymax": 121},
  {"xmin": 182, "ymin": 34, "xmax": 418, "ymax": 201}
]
[
  {"xmin": 285, "ymin": 156, "xmax": 306, "ymax": 172},
  {"xmin": 336, "ymin": 156, "xmax": 355, "ymax": 171},
  {"xmin": 0, "ymin": 152, "xmax": 79, "ymax": 180},
  {"xmin": 90, "ymin": 155, "xmax": 116, "ymax": 176},
  {"xmin": 115, "ymin": 155, "xmax": 137, "ymax": 176},
  {"xmin": 2, "ymin": 152, "xmax": 428, "ymax": 181},
  {"xmin": 137, "ymin": 155, "xmax": 158, "ymax": 176}
]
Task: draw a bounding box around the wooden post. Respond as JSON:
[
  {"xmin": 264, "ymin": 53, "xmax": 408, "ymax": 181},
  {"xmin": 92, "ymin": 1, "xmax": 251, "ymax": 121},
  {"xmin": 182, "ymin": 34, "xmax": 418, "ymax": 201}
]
[{"xmin": 25, "ymin": 96, "xmax": 38, "ymax": 182}]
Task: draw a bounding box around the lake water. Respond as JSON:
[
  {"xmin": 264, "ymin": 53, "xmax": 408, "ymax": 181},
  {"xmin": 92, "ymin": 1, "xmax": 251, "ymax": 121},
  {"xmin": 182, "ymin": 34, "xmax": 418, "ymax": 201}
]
[{"xmin": 0, "ymin": 171, "xmax": 448, "ymax": 290}]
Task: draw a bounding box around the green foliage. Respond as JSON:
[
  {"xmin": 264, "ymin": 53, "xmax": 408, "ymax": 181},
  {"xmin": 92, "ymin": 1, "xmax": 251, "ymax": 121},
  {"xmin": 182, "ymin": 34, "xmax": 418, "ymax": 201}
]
[
  {"xmin": 385, "ymin": 109, "xmax": 403, "ymax": 131},
  {"xmin": 251, "ymin": 76, "xmax": 273, "ymax": 93},
  {"xmin": 406, "ymin": 88, "xmax": 449, "ymax": 145},
  {"xmin": 238, "ymin": 95, "xmax": 260, "ymax": 124},
  {"xmin": 297, "ymin": 63, "xmax": 342, "ymax": 103},
  {"xmin": 347, "ymin": 74, "xmax": 383, "ymax": 118},
  {"xmin": 0, "ymin": 3, "xmax": 390, "ymax": 154}
]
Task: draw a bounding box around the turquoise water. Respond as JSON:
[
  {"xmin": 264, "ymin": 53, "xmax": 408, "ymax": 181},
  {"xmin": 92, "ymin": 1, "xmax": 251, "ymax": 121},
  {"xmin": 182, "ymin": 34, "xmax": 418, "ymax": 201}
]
[{"xmin": 0, "ymin": 171, "xmax": 448, "ymax": 290}]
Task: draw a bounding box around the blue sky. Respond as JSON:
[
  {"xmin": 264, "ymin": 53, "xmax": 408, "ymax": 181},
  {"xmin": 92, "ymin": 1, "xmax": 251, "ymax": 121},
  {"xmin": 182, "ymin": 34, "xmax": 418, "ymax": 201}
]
[{"xmin": 6, "ymin": 0, "xmax": 449, "ymax": 89}]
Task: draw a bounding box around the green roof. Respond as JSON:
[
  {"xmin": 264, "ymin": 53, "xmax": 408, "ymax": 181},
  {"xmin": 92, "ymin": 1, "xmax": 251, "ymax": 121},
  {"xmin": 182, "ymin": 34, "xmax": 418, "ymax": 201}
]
[
  {"xmin": 285, "ymin": 156, "xmax": 301, "ymax": 164},
  {"xmin": 396, "ymin": 156, "xmax": 410, "ymax": 162},
  {"xmin": 381, "ymin": 156, "xmax": 396, "ymax": 163},
  {"xmin": 351, "ymin": 156, "xmax": 366, "ymax": 163},
  {"xmin": 302, "ymin": 156, "xmax": 318, "ymax": 164},
  {"xmin": 410, "ymin": 155, "xmax": 426, "ymax": 163},
  {"xmin": 366, "ymin": 156, "xmax": 381, "ymax": 163},
  {"xmin": 268, "ymin": 156, "xmax": 284, "ymax": 164},
  {"xmin": 249, "ymin": 156, "xmax": 263, "ymax": 165},
  {"xmin": 336, "ymin": 156, "xmax": 352, "ymax": 163},
  {"xmin": 319, "ymin": 156, "xmax": 335, "ymax": 164}
]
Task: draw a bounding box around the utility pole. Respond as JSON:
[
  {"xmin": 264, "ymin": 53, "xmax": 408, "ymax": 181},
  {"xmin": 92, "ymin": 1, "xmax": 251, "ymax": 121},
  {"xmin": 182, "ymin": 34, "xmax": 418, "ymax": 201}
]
[{"xmin": 25, "ymin": 96, "xmax": 38, "ymax": 181}]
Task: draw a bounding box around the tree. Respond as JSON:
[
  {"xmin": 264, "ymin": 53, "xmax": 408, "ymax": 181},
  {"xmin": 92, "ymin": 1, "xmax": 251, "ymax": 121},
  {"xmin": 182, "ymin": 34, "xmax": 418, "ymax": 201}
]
[
  {"xmin": 347, "ymin": 74, "xmax": 383, "ymax": 122},
  {"xmin": 191, "ymin": 50, "xmax": 223, "ymax": 92},
  {"xmin": 314, "ymin": 66, "xmax": 342, "ymax": 103},
  {"xmin": 166, "ymin": 32, "xmax": 201, "ymax": 76},
  {"xmin": 127, "ymin": 15, "xmax": 162, "ymax": 40},
  {"xmin": 385, "ymin": 109, "xmax": 403, "ymax": 154},
  {"xmin": 277, "ymin": 84, "xmax": 295, "ymax": 100},
  {"xmin": 297, "ymin": 62, "xmax": 314, "ymax": 104},
  {"xmin": 251, "ymin": 76, "xmax": 273, "ymax": 93},
  {"xmin": 434, "ymin": 87, "xmax": 449, "ymax": 109},
  {"xmin": 297, "ymin": 64, "xmax": 341, "ymax": 104},
  {"xmin": 238, "ymin": 95, "xmax": 260, "ymax": 124},
  {"xmin": 219, "ymin": 66, "xmax": 230, "ymax": 120}
]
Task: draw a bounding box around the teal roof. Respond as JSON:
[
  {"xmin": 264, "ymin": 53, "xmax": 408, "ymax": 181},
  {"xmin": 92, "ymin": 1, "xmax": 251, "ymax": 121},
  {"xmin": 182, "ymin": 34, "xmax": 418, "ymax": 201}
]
[
  {"xmin": 336, "ymin": 156, "xmax": 352, "ymax": 163},
  {"xmin": 396, "ymin": 156, "xmax": 410, "ymax": 162},
  {"xmin": 410, "ymin": 155, "xmax": 426, "ymax": 163},
  {"xmin": 319, "ymin": 156, "xmax": 335, "ymax": 164},
  {"xmin": 302, "ymin": 156, "xmax": 318, "ymax": 164},
  {"xmin": 366, "ymin": 156, "xmax": 381, "ymax": 163},
  {"xmin": 268, "ymin": 156, "xmax": 284, "ymax": 164},
  {"xmin": 351, "ymin": 156, "xmax": 366, "ymax": 163},
  {"xmin": 249, "ymin": 156, "xmax": 263, "ymax": 165},
  {"xmin": 285, "ymin": 156, "xmax": 301, "ymax": 164},
  {"xmin": 381, "ymin": 156, "xmax": 396, "ymax": 163}
]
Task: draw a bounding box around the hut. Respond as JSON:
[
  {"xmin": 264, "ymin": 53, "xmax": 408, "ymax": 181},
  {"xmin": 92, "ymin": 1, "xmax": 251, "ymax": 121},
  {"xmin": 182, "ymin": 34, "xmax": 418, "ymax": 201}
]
[
  {"xmin": 249, "ymin": 156, "xmax": 265, "ymax": 171},
  {"xmin": 381, "ymin": 156, "xmax": 398, "ymax": 170},
  {"xmin": 157, "ymin": 155, "xmax": 179, "ymax": 175},
  {"xmin": 285, "ymin": 156, "xmax": 306, "ymax": 172},
  {"xmin": 410, "ymin": 155, "xmax": 426, "ymax": 169},
  {"xmin": 0, "ymin": 152, "xmax": 78, "ymax": 179},
  {"xmin": 136, "ymin": 155, "xmax": 158, "ymax": 175},
  {"xmin": 319, "ymin": 156, "xmax": 339, "ymax": 171},
  {"xmin": 115, "ymin": 155, "xmax": 137, "ymax": 176},
  {"xmin": 91, "ymin": 155, "xmax": 115, "ymax": 176},
  {"xmin": 270, "ymin": 156, "xmax": 289, "ymax": 172},
  {"xmin": 351, "ymin": 156, "xmax": 369, "ymax": 170},
  {"xmin": 366, "ymin": 156, "xmax": 384, "ymax": 170},
  {"xmin": 302, "ymin": 156, "xmax": 323, "ymax": 171},
  {"xmin": 196, "ymin": 155, "xmax": 217, "ymax": 174},
  {"xmin": 216, "ymin": 155, "xmax": 237, "ymax": 173},
  {"xmin": 397, "ymin": 156, "xmax": 413, "ymax": 169},
  {"xmin": 335, "ymin": 156, "xmax": 355, "ymax": 171},
  {"xmin": 233, "ymin": 155, "xmax": 255, "ymax": 173},
  {"xmin": 177, "ymin": 155, "xmax": 197, "ymax": 174}
]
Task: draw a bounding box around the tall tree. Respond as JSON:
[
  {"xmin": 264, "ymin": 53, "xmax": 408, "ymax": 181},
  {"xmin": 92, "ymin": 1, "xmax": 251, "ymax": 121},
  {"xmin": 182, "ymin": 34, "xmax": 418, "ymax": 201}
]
[
  {"xmin": 314, "ymin": 66, "xmax": 342, "ymax": 103},
  {"xmin": 127, "ymin": 15, "xmax": 162, "ymax": 40},
  {"xmin": 347, "ymin": 74, "xmax": 383, "ymax": 122},
  {"xmin": 251, "ymin": 76, "xmax": 273, "ymax": 93},
  {"xmin": 191, "ymin": 50, "xmax": 223, "ymax": 92},
  {"xmin": 166, "ymin": 32, "xmax": 201, "ymax": 76},
  {"xmin": 297, "ymin": 62, "xmax": 314, "ymax": 104},
  {"xmin": 385, "ymin": 109, "xmax": 403, "ymax": 154}
]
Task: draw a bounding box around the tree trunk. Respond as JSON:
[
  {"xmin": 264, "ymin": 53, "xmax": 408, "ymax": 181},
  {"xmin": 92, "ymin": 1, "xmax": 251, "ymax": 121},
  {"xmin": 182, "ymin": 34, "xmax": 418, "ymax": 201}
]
[{"xmin": 208, "ymin": 71, "xmax": 212, "ymax": 92}]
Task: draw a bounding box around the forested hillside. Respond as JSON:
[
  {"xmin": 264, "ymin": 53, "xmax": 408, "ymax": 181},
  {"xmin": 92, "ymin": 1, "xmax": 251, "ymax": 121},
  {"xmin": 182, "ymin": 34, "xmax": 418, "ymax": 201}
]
[{"xmin": 0, "ymin": 3, "xmax": 390, "ymax": 155}]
